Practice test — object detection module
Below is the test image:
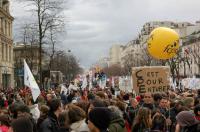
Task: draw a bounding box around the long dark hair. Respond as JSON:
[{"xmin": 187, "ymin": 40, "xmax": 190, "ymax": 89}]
[
  {"xmin": 151, "ymin": 114, "xmax": 166, "ymax": 131},
  {"xmin": 132, "ymin": 107, "xmax": 152, "ymax": 130}
]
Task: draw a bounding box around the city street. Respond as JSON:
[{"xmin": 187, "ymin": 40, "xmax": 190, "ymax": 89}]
[{"xmin": 0, "ymin": 0, "xmax": 199, "ymax": 132}]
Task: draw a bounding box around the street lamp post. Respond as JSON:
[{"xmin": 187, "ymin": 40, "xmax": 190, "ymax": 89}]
[{"xmin": 67, "ymin": 50, "xmax": 71, "ymax": 83}]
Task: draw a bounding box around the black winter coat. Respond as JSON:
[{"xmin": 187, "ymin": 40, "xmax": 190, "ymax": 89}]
[{"xmin": 39, "ymin": 112, "xmax": 59, "ymax": 132}]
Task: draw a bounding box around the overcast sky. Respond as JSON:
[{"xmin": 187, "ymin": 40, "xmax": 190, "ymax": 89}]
[{"xmin": 10, "ymin": 0, "xmax": 200, "ymax": 68}]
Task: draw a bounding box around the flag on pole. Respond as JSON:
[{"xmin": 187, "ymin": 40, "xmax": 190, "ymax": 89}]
[
  {"xmin": 24, "ymin": 60, "xmax": 41, "ymax": 102},
  {"xmin": 112, "ymin": 77, "xmax": 114, "ymax": 88},
  {"xmin": 81, "ymin": 75, "xmax": 87, "ymax": 90},
  {"xmin": 60, "ymin": 84, "xmax": 68, "ymax": 95}
]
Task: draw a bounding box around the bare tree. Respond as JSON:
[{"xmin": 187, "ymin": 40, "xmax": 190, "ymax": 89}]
[
  {"xmin": 122, "ymin": 53, "xmax": 135, "ymax": 75},
  {"xmin": 46, "ymin": 19, "xmax": 65, "ymax": 71},
  {"xmin": 20, "ymin": 24, "xmax": 38, "ymax": 71},
  {"xmin": 102, "ymin": 64, "xmax": 125, "ymax": 77},
  {"xmin": 49, "ymin": 50, "xmax": 83, "ymax": 82},
  {"xmin": 18, "ymin": 0, "xmax": 66, "ymax": 87},
  {"xmin": 190, "ymin": 42, "xmax": 200, "ymax": 75}
]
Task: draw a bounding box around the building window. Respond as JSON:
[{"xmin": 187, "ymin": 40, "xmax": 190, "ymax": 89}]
[
  {"xmin": 0, "ymin": 17, "xmax": 2, "ymax": 32},
  {"xmin": 8, "ymin": 22, "xmax": 10, "ymax": 37},
  {"xmin": 5, "ymin": 44, "xmax": 7, "ymax": 61},
  {"xmin": 9, "ymin": 46, "xmax": 11, "ymax": 62},
  {"xmin": 5, "ymin": 20, "xmax": 7, "ymax": 35},
  {"xmin": 2, "ymin": 43, "xmax": 4, "ymax": 60},
  {"xmin": 2, "ymin": 19, "xmax": 4, "ymax": 34}
]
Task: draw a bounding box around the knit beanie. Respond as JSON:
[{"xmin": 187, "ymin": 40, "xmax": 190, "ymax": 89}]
[
  {"xmin": 176, "ymin": 111, "xmax": 199, "ymax": 127},
  {"xmin": 183, "ymin": 97, "xmax": 194, "ymax": 107},
  {"xmin": 89, "ymin": 107, "xmax": 111, "ymax": 131}
]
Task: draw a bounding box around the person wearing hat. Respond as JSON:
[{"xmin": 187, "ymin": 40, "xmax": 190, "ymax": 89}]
[
  {"xmin": 175, "ymin": 111, "xmax": 200, "ymax": 132},
  {"xmin": 88, "ymin": 107, "xmax": 111, "ymax": 132}
]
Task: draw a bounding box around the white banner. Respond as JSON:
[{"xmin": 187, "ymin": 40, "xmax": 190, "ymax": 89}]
[
  {"xmin": 182, "ymin": 77, "xmax": 200, "ymax": 89},
  {"xmin": 24, "ymin": 60, "xmax": 41, "ymax": 102},
  {"xmin": 119, "ymin": 76, "xmax": 133, "ymax": 93}
]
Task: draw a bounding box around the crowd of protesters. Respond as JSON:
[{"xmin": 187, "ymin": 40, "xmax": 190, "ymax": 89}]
[{"xmin": 0, "ymin": 84, "xmax": 200, "ymax": 132}]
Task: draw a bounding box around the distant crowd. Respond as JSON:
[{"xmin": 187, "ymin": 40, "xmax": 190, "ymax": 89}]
[{"xmin": 0, "ymin": 85, "xmax": 200, "ymax": 132}]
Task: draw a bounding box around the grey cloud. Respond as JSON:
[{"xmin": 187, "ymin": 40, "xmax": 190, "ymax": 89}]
[{"xmin": 11, "ymin": 0, "xmax": 200, "ymax": 68}]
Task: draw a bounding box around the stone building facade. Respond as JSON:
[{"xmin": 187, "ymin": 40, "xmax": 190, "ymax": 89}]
[{"xmin": 0, "ymin": 0, "xmax": 14, "ymax": 89}]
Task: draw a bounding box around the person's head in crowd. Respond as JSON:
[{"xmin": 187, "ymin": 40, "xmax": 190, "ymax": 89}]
[
  {"xmin": 153, "ymin": 93, "xmax": 162, "ymax": 106},
  {"xmin": 194, "ymin": 97, "xmax": 200, "ymax": 106},
  {"xmin": 67, "ymin": 104, "xmax": 86, "ymax": 124},
  {"xmin": 39, "ymin": 105, "xmax": 49, "ymax": 116},
  {"xmin": 87, "ymin": 93, "xmax": 95, "ymax": 101},
  {"xmin": 194, "ymin": 105, "xmax": 200, "ymax": 118},
  {"xmin": 49, "ymin": 99, "xmax": 62, "ymax": 117},
  {"xmin": 8, "ymin": 117, "xmax": 33, "ymax": 132},
  {"xmin": 110, "ymin": 100, "xmax": 117, "ymax": 106},
  {"xmin": 0, "ymin": 108, "xmax": 9, "ymax": 115},
  {"xmin": 46, "ymin": 93, "xmax": 55, "ymax": 102},
  {"xmin": 176, "ymin": 111, "xmax": 199, "ymax": 128},
  {"xmin": 103, "ymin": 99, "xmax": 110, "ymax": 107},
  {"xmin": 108, "ymin": 106, "xmax": 123, "ymax": 119},
  {"xmin": 0, "ymin": 114, "xmax": 10, "ymax": 127},
  {"xmin": 159, "ymin": 97, "xmax": 168, "ymax": 109},
  {"xmin": 88, "ymin": 107, "xmax": 111, "ymax": 132},
  {"xmin": 15, "ymin": 94, "xmax": 22, "ymax": 102},
  {"xmin": 16, "ymin": 104, "xmax": 30, "ymax": 118},
  {"xmin": 197, "ymin": 89, "xmax": 200, "ymax": 97},
  {"xmin": 123, "ymin": 93, "xmax": 129, "ymax": 101},
  {"xmin": 174, "ymin": 100, "xmax": 184, "ymax": 112},
  {"xmin": 151, "ymin": 113, "xmax": 166, "ymax": 131},
  {"xmin": 183, "ymin": 97, "xmax": 194, "ymax": 109},
  {"xmin": 75, "ymin": 101, "xmax": 90, "ymax": 114},
  {"xmin": 132, "ymin": 107, "xmax": 152, "ymax": 130},
  {"xmin": 96, "ymin": 91, "xmax": 106, "ymax": 100},
  {"xmin": 170, "ymin": 99, "xmax": 176, "ymax": 108},
  {"xmin": 130, "ymin": 98, "xmax": 138, "ymax": 109},
  {"xmin": 115, "ymin": 101, "xmax": 126, "ymax": 112},
  {"xmin": 143, "ymin": 93, "xmax": 153, "ymax": 104},
  {"xmin": 87, "ymin": 99, "xmax": 106, "ymax": 113},
  {"xmin": 58, "ymin": 110, "xmax": 70, "ymax": 130}
]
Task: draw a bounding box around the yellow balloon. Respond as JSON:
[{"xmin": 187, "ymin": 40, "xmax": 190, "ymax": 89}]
[{"xmin": 147, "ymin": 27, "xmax": 180, "ymax": 60}]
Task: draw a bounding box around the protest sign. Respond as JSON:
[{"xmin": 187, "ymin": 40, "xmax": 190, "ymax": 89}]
[
  {"xmin": 119, "ymin": 76, "xmax": 133, "ymax": 93},
  {"xmin": 182, "ymin": 77, "xmax": 200, "ymax": 89},
  {"xmin": 132, "ymin": 66, "xmax": 170, "ymax": 94}
]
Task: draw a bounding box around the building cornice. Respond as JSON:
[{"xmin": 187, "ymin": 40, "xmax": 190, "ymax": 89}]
[
  {"xmin": 0, "ymin": 8, "xmax": 14, "ymax": 21},
  {"xmin": 0, "ymin": 33, "xmax": 13, "ymax": 44}
]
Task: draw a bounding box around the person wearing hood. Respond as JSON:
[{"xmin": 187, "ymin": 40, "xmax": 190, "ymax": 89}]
[
  {"xmin": 175, "ymin": 111, "xmax": 200, "ymax": 132},
  {"xmin": 108, "ymin": 106, "xmax": 127, "ymax": 132},
  {"xmin": 88, "ymin": 107, "xmax": 111, "ymax": 132},
  {"xmin": 67, "ymin": 104, "xmax": 89, "ymax": 132}
]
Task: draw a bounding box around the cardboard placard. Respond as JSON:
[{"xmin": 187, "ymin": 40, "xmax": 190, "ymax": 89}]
[{"xmin": 132, "ymin": 66, "xmax": 170, "ymax": 94}]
